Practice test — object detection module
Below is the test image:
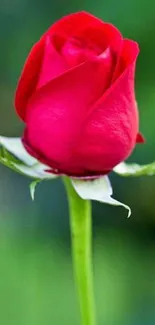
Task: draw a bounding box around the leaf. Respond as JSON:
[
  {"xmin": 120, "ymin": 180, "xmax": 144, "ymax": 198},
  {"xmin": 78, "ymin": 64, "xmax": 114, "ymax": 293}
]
[
  {"xmin": 113, "ymin": 161, "xmax": 155, "ymax": 177},
  {"xmin": 0, "ymin": 136, "xmax": 57, "ymax": 180},
  {"xmin": 29, "ymin": 180, "xmax": 41, "ymax": 200},
  {"xmin": 71, "ymin": 176, "xmax": 131, "ymax": 218}
]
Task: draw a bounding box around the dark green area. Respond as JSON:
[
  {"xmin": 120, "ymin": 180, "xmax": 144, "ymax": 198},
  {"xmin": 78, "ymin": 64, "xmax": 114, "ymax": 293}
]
[{"xmin": 0, "ymin": 1, "xmax": 155, "ymax": 324}]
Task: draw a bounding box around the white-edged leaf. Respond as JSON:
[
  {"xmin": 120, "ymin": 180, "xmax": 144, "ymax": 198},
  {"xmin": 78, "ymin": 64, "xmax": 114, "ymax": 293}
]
[
  {"xmin": 13, "ymin": 162, "xmax": 57, "ymax": 179},
  {"xmin": 113, "ymin": 161, "xmax": 155, "ymax": 177},
  {"xmin": 0, "ymin": 136, "xmax": 57, "ymax": 180},
  {"xmin": 0, "ymin": 136, "xmax": 37, "ymax": 165},
  {"xmin": 71, "ymin": 176, "xmax": 131, "ymax": 218},
  {"xmin": 30, "ymin": 180, "xmax": 41, "ymax": 200}
]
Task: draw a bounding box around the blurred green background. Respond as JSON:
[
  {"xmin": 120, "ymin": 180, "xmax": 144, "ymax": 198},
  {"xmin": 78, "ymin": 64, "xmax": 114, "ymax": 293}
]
[{"xmin": 0, "ymin": 1, "xmax": 155, "ymax": 324}]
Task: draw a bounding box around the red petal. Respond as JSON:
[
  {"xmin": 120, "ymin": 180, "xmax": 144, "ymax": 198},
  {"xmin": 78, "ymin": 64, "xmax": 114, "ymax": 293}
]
[
  {"xmin": 15, "ymin": 36, "xmax": 67, "ymax": 121},
  {"xmin": 77, "ymin": 22, "xmax": 122, "ymax": 55},
  {"xmin": 46, "ymin": 12, "xmax": 122, "ymax": 56},
  {"xmin": 25, "ymin": 51, "xmax": 113, "ymax": 174},
  {"xmin": 46, "ymin": 11, "xmax": 105, "ymax": 38},
  {"xmin": 136, "ymin": 132, "xmax": 145, "ymax": 143},
  {"xmin": 37, "ymin": 36, "xmax": 67, "ymax": 88},
  {"xmin": 15, "ymin": 38, "xmax": 45, "ymax": 121},
  {"xmin": 112, "ymin": 39, "xmax": 140, "ymax": 82},
  {"xmin": 75, "ymin": 41, "xmax": 139, "ymax": 173}
]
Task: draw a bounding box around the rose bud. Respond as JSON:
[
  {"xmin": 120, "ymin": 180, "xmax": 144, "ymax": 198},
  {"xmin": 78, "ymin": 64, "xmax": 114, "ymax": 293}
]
[{"xmin": 15, "ymin": 11, "xmax": 144, "ymax": 178}]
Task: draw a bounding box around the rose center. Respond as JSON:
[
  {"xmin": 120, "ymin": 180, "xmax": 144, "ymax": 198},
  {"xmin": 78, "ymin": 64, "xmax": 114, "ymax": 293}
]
[{"xmin": 61, "ymin": 37, "xmax": 102, "ymax": 67}]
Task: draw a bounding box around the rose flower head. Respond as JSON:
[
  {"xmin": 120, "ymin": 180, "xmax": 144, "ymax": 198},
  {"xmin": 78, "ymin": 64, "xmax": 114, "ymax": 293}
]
[{"xmin": 15, "ymin": 11, "xmax": 144, "ymax": 178}]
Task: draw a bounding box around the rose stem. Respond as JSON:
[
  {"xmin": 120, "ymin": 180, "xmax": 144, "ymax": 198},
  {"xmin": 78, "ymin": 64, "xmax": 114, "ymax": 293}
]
[{"xmin": 63, "ymin": 176, "xmax": 96, "ymax": 325}]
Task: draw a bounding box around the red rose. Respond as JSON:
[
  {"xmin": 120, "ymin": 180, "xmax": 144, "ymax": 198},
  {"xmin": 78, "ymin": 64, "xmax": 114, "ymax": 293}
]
[{"xmin": 15, "ymin": 11, "xmax": 144, "ymax": 177}]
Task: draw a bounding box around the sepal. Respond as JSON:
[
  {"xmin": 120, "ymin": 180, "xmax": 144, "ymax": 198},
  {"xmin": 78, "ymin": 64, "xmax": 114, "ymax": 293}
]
[
  {"xmin": 113, "ymin": 161, "xmax": 155, "ymax": 177},
  {"xmin": 29, "ymin": 179, "xmax": 41, "ymax": 200},
  {"xmin": 0, "ymin": 136, "xmax": 57, "ymax": 179},
  {"xmin": 71, "ymin": 176, "xmax": 131, "ymax": 217}
]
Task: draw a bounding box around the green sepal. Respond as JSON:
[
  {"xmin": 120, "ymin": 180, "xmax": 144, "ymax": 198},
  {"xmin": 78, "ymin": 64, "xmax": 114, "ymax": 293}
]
[
  {"xmin": 0, "ymin": 136, "xmax": 57, "ymax": 180},
  {"xmin": 29, "ymin": 179, "xmax": 41, "ymax": 200},
  {"xmin": 71, "ymin": 176, "xmax": 131, "ymax": 218},
  {"xmin": 113, "ymin": 161, "xmax": 155, "ymax": 177}
]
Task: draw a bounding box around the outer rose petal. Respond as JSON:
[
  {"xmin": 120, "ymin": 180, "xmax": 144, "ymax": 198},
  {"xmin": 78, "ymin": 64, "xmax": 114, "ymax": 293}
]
[
  {"xmin": 112, "ymin": 39, "xmax": 139, "ymax": 81},
  {"xmin": 112, "ymin": 39, "xmax": 145, "ymax": 145},
  {"xmin": 15, "ymin": 36, "xmax": 67, "ymax": 121},
  {"xmin": 15, "ymin": 38, "xmax": 45, "ymax": 121},
  {"xmin": 74, "ymin": 40, "xmax": 140, "ymax": 174},
  {"xmin": 24, "ymin": 50, "xmax": 113, "ymax": 175}
]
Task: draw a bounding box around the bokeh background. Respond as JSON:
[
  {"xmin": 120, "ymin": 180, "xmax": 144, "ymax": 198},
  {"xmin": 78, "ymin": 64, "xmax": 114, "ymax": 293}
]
[{"xmin": 0, "ymin": 1, "xmax": 155, "ymax": 324}]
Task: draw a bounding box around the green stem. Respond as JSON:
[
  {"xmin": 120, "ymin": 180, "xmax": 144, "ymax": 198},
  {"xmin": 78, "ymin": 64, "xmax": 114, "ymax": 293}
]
[{"xmin": 63, "ymin": 177, "xmax": 96, "ymax": 325}]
